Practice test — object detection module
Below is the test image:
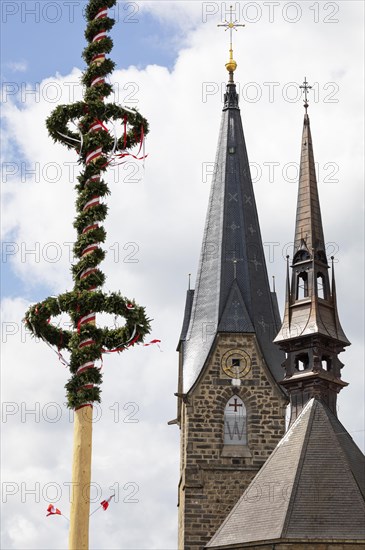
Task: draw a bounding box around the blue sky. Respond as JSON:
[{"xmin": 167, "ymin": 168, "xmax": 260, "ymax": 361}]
[
  {"xmin": 1, "ymin": 3, "xmax": 182, "ymax": 80},
  {"xmin": 1, "ymin": 2, "xmax": 364, "ymax": 549},
  {"xmin": 1, "ymin": 1, "xmax": 182, "ymax": 300}
]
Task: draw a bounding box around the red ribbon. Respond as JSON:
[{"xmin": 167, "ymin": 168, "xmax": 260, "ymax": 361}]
[
  {"xmin": 101, "ymin": 336, "xmax": 161, "ymax": 355},
  {"xmin": 77, "ymin": 313, "xmax": 96, "ymax": 333},
  {"xmin": 80, "ymin": 267, "xmax": 98, "ymax": 280},
  {"xmin": 96, "ymin": 118, "xmax": 109, "ymax": 132},
  {"xmin": 101, "ymin": 333, "xmax": 140, "ymax": 354},
  {"xmin": 91, "ymin": 53, "xmax": 105, "ymax": 63},
  {"xmin": 82, "ymin": 223, "xmax": 99, "ymax": 234},
  {"xmin": 79, "ymin": 339, "xmax": 95, "ymax": 348},
  {"xmin": 95, "ymin": 7, "xmax": 107, "ymax": 20},
  {"xmin": 75, "ymin": 403, "xmax": 93, "ymax": 411},
  {"xmin": 143, "ymin": 339, "xmax": 161, "ymax": 347}
]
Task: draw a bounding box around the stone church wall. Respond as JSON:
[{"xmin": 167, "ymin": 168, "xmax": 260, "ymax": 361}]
[{"xmin": 178, "ymin": 333, "xmax": 287, "ymax": 549}]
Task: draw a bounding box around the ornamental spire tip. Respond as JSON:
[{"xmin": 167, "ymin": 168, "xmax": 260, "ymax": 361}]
[
  {"xmin": 300, "ymin": 77, "xmax": 312, "ymax": 114},
  {"xmin": 217, "ymin": 5, "xmax": 245, "ymax": 82}
]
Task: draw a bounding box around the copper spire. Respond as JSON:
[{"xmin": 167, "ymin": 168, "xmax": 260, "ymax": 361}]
[
  {"xmin": 293, "ymin": 79, "xmax": 325, "ymax": 259},
  {"xmin": 274, "ymin": 84, "xmax": 350, "ymax": 423}
]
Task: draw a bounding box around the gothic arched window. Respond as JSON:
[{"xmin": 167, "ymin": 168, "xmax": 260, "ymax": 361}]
[
  {"xmin": 317, "ymin": 272, "xmax": 325, "ymax": 299},
  {"xmin": 296, "ymin": 271, "xmax": 308, "ymax": 300},
  {"xmin": 224, "ymin": 396, "xmax": 247, "ymax": 445},
  {"xmin": 295, "ymin": 353, "xmax": 309, "ymax": 371}
]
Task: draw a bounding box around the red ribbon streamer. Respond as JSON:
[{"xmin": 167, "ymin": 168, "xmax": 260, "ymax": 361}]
[
  {"xmin": 46, "ymin": 504, "xmax": 61, "ymax": 517},
  {"xmin": 101, "ymin": 336, "xmax": 161, "ymax": 355},
  {"xmin": 101, "ymin": 333, "xmax": 140, "ymax": 354},
  {"xmin": 143, "ymin": 339, "xmax": 161, "ymax": 347}
]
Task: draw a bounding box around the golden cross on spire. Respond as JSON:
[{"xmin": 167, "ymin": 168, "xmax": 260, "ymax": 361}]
[
  {"xmin": 300, "ymin": 77, "xmax": 312, "ymax": 114},
  {"xmin": 218, "ymin": 5, "xmax": 245, "ymax": 79}
]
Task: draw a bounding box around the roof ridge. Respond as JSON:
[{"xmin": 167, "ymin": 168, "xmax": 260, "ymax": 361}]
[{"xmin": 281, "ymin": 399, "xmax": 316, "ymax": 537}]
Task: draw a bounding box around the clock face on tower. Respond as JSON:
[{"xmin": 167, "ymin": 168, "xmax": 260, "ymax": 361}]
[{"xmin": 221, "ymin": 348, "xmax": 251, "ymax": 379}]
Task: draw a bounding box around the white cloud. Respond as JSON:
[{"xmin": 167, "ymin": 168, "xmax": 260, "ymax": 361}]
[
  {"xmin": 1, "ymin": 1, "xmax": 364, "ymax": 548},
  {"xmin": 6, "ymin": 61, "xmax": 28, "ymax": 73}
]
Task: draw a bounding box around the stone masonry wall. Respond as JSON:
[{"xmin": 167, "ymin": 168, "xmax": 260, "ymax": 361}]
[{"xmin": 178, "ymin": 333, "xmax": 287, "ymax": 550}]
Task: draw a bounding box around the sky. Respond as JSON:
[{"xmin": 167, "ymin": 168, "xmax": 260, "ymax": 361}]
[{"xmin": 1, "ymin": 1, "xmax": 364, "ymax": 549}]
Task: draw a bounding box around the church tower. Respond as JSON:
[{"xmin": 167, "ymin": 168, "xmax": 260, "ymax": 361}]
[
  {"xmin": 206, "ymin": 80, "xmax": 364, "ymax": 550},
  {"xmin": 173, "ymin": 22, "xmax": 288, "ymax": 550},
  {"xmin": 274, "ymin": 78, "xmax": 350, "ymax": 425}
]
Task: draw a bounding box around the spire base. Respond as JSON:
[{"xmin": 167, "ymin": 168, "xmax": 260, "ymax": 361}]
[
  {"xmin": 281, "ymin": 373, "xmax": 348, "ymax": 426},
  {"xmin": 223, "ymin": 82, "xmax": 239, "ymax": 111}
]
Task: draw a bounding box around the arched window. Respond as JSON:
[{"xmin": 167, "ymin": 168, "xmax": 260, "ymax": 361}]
[
  {"xmin": 293, "ymin": 250, "xmax": 310, "ymax": 264},
  {"xmin": 296, "ymin": 271, "xmax": 308, "ymax": 300},
  {"xmin": 317, "ymin": 272, "xmax": 325, "ymax": 299},
  {"xmin": 321, "ymin": 355, "xmax": 332, "ymax": 371},
  {"xmin": 224, "ymin": 396, "xmax": 247, "ymax": 445},
  {"xmin": 295, "ymin": 353, "xmax": 309, "ymax": 371}
]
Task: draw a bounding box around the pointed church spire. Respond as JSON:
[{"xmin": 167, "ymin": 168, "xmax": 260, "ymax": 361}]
[
  {"xmin": 179, "ymin": 27, "xmax": 284, "ymax": 393},
  {"xmin": 275, "ymin": 79, "xmax": 350, "ymax": 425},
  {"xmin": 293, "ymin": 83, "xmax": 326, "ymax": 257}
]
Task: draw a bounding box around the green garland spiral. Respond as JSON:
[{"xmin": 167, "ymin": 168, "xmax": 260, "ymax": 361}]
[{"xmin": 24, "ymin": 0, "xmax": 151, "ymax": 410}]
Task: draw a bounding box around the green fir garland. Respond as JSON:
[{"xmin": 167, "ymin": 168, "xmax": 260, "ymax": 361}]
[{"xmin": 24, "ymin": 0, "xmax": 151, "ymax": 410}]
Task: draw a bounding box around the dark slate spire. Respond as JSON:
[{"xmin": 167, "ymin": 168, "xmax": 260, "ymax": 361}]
[
  {"xmin": 181, "ymin": 66, "xmax": 284, "ymax": 393},
  {"xmin": 275, "ymin": 81, "xmax": 350, "ymax": 424}
]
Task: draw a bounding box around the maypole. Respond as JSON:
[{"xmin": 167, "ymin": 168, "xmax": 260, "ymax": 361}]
[{"xmin": 24, "ymin": 1, "xmax": 151, "ymax": 548}]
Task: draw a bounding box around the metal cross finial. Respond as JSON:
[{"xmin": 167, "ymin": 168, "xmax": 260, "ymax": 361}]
[
  {"xmin": 217, "ymin": 5, "xmax": 245, "ymax": 50},
  {"xmin": 218, "ymin": 5, "xmax": 245, "ymax": 53},
  {"xmin": 300, "ymin": 77, "xmax": 312, "ymax": 114}
]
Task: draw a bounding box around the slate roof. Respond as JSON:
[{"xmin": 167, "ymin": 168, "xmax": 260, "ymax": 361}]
[
  {"xmin": 181, "ymin": 82, "xmax": 285, "ymax": 393},
  {"xmin": 207, "ymin": 398, "xmax": 365, "ymax": 548}
]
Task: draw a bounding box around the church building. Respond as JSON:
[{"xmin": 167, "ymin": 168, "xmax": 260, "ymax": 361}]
[{"xmin": 172, "ymin": 18, "xmax": 365, "ymax": 550}]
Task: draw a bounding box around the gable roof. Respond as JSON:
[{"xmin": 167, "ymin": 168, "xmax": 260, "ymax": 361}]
[{"xmin": 207, "ymin": 399, "xmax": 365, "ymax": 547}]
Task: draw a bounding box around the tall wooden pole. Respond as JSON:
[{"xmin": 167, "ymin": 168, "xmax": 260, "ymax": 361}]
[
  {"xmin": 24, "ymin": 2, "xmax": 151, "ymax": 548},
  {"xmin": 69, "ymin": 406, "xmax": 93, "ymax": 550}
]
